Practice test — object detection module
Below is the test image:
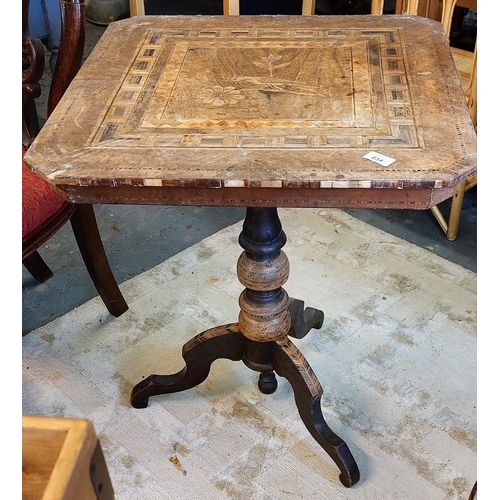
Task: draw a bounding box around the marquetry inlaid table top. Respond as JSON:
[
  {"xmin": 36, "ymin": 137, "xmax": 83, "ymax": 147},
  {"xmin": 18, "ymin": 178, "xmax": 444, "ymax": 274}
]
[{"xmin": 24, "ymin": 14, "xmax": 477, "ymax": 210}]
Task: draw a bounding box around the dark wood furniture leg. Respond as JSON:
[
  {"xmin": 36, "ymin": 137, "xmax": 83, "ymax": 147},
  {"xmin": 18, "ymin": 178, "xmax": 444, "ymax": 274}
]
[
  {"xmin": 131, "ymin": 323, "xmax": 245, "ymax": 407},
  {"xmin": 23, "ymin": 250, "xmax": 54, "ymax": 283},
  {"xmin": 131, "ymin": 207, "xmax": 360, "ymax": 487},
  {"xmin": 70, "ymin": 204, "xmax": 128, "ymax": 317},
  {"xmin": 273, "ymin": 337, "xmax": 359, "ymax": 487}
]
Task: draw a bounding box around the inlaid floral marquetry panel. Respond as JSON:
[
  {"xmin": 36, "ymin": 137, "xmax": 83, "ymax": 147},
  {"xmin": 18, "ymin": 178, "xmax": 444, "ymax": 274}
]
[
  {"xmin": 96, "ymin": 27, "xmax": 419, "ymax": 150},
  {"xmin": 25, "ymin": 15, "xmax": 476, "ymax": 208}
]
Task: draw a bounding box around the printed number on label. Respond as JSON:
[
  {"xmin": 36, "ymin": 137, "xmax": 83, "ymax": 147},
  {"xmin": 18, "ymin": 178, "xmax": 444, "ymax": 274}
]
[{"xmin": 363, "ymin": 151, "xmax": 396, "ymax": 167}]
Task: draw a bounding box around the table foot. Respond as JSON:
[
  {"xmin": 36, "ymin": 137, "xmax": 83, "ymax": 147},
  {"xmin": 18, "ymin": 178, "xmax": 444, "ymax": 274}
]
[
  {"xmin": 258, "ymin": 370, "xmax": 278, "ymax": 394},
  {"xmin": 288, "ymin": 298, "xmax": 325, "ymax": 339},
  {"xmin": 274, "ymin": 337, "xmax": 360, "ymax": 488},
  {"xmin": 130, "ymin": 323, "xmax": 244, "ymax": 408}
]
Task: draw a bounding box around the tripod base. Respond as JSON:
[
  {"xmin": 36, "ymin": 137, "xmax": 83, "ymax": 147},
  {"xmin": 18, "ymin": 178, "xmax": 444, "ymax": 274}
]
[
  {"xmin": 131, "ymin": 207, "xmax": 360, "ymax": 487},
  {"xmin": 131, "ymin": 319, "xmax": 360, "ymax": 487}
]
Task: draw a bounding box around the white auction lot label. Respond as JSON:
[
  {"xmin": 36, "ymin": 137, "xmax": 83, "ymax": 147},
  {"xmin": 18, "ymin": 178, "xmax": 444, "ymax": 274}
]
[{"xmin": 363, "ymin": 151, "xmax": 396, "ymax": 167}]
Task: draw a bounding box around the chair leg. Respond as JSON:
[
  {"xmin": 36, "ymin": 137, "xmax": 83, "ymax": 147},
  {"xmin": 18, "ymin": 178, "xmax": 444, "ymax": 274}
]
[
  {"xmin": 70, "ymin": 204, "xmax": 128, "ymax": 317},
  {"xmin": 430, "ymin": 180, "xmax": 467, "ymax": 242},
  {"xmin": 23, "ymin": 250, "xmax": 54, "ymax": 283},
  {"xmin": 468, "ymin": 481, "xmax": 477, "ymax": 500},
  {"xmin": 445, "ymin": 180, "xmax": 466, "ymax": 241},
  {"xmin": 129, "ymin": 0, "xmax": 145, "ymax": 16}
]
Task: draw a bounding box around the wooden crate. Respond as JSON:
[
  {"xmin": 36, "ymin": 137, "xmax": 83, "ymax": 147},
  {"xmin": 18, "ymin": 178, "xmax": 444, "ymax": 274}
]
[{"xmin": 22, "ymin": 415, "xmax": 114, "ymax": 500}]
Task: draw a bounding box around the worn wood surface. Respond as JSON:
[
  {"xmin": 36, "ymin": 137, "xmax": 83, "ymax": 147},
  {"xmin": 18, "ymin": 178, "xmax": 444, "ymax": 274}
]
[
  {"xmin": 22, "ymin": 415, "xmax": 113, "ymax": 500},
  {"xmin": 24, "ymin": 15, "xmax": 476, "ymax": 209}
]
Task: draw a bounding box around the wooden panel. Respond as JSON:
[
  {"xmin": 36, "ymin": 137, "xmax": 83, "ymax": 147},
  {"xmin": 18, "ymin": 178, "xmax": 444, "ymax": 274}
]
[
  {"xmin": 23, "ymin": 427, "xmax": 68, "ymax": 499},
  {"xmin": 22, "ymin": 415, "xmax": 113, "ymax": 500},
  {"xmin": 24, "ymin": 15, "xmax": 476, "ymax": 209}
]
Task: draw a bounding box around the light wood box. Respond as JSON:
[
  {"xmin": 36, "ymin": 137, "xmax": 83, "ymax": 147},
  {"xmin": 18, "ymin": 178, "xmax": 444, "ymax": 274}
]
[{"xmin": 22, "ymin": 415, "xmax": 114, "ymax": 500}]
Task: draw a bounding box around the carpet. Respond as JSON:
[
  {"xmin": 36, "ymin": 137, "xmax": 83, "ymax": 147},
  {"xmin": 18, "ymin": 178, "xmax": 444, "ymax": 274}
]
[{"xmin": 22, "ymin": 208, "xmax": 477, "ymax": 499}]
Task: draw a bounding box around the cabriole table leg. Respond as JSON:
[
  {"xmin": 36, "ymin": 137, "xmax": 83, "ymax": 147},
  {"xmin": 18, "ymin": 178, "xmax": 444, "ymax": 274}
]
[{"xmin": 237, "ymin": 207, "xmax": 359, "ymax": 487}]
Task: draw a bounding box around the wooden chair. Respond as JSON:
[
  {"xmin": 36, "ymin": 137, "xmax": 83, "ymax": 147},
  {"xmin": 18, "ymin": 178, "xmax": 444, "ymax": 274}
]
[
  {"xmin": 22, "ymin": 0, "xmax": 128, "ymax": 317},
  {"xmin": 373, "ymin": 0, "xmax": 477, "ymax": 240},
  {"xmin": 382, "ymin": 0, "xmax": 476, "ymax": 118},
  {"xmin": 129, "ymin": 0, "xmax": 316, "ymax": 17}
]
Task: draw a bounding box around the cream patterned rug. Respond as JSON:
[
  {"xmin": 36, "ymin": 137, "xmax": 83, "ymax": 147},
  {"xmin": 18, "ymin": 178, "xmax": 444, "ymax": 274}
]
[{"xmin": 22, "ymin": 208, "xmax": 476, "ymax": 499}]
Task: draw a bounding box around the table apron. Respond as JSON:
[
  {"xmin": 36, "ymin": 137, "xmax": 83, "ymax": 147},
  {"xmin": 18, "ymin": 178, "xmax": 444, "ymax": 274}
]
[{"xmin": 60, "ymin": 185, "xmax": 455, "ymax": 209}]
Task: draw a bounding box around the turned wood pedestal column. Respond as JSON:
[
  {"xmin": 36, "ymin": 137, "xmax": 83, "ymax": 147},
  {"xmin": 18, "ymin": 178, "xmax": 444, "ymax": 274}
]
[{"xmin": 130, "ymin": 207, "xmax": 360, "ymax": 487}]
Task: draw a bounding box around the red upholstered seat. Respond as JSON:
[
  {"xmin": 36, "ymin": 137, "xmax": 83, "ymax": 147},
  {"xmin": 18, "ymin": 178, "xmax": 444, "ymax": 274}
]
[{"xmin": 22, "ymin": 149, "xmax": 66, "ymax": 240}]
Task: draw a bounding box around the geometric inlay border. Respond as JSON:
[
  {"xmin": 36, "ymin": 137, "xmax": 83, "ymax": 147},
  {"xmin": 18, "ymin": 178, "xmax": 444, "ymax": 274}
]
[{"xmin": 90, "ymin": 28, "xmax": 423, "ymax": 149}]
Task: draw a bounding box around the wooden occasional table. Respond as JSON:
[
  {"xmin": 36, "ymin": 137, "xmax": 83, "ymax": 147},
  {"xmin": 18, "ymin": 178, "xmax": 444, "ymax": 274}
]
[{"xmin": 25, "ymin": 14, "xmax": 476, "ymax": 488}]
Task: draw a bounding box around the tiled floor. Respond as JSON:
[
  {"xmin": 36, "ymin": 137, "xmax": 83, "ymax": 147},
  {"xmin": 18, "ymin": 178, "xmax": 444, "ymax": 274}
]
[{"xmin": 22, "ymin": 8, "xmax": 477, "ymax": 335}]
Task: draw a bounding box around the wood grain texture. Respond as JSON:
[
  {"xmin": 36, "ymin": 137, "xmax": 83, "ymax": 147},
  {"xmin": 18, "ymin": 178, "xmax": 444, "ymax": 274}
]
[
  {"xmin": 237, "ymin": 249, "xmax": 289, "ymax": 290},
  {"xmin": 275, "ymin": 337, "xmax": 322, "ymax": 398},
  {"xmin": 238, "ymin": 288, "xmax": 291, "ymax": 342},
  {"xmin": 24, "ymin": 15, "xmax": 476, "ymax": 209},
  {"xmin": 22, "ymin": 415, "xmax": 113, "ymax": 500}
]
